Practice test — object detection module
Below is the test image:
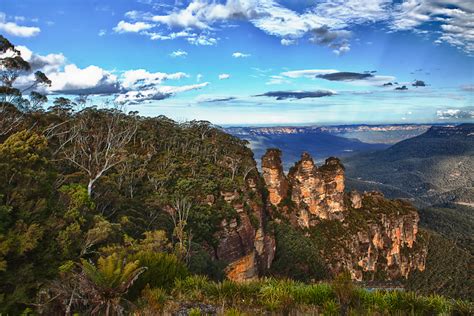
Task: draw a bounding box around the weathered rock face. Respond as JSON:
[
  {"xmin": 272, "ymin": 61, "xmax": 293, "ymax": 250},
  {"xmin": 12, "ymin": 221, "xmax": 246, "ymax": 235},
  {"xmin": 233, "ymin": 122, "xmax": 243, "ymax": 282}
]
[
  {"xmin": 260, "ymin": 149, "xmax": 426, "ymax": 281},
  {"xmin": 216, "ymin": 184, "xmax": 275, "ymax": 282},
  {"xmin": 285, "ymin": 153, "xmax": 346, "ymax": 224},
  {"xmin": 213, "ymin": 148, "xmax": 425, "ymax": 282},
  {"xmin": 325, "ymin": 193, "xmax": 426, "ymax": 281},
  {"xmin": 262, "ymin": 149, "xmax": 288, "ymax": 206}
]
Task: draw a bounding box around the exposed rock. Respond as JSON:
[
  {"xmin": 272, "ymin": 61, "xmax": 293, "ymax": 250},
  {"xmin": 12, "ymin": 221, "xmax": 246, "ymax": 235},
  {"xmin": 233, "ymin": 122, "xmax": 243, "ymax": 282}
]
[
  {"xmin": 285, "ymin": 153, "xmax": 346, "ymax": 223},
  {"xmin": 216, "ymin": 185, "xmax": 275, "ymax": 281},
  {"xmin": 225, "ymin": 251, "xmax": 258, "ymax": 281},
  {"xmin": 260, "ymin": 149, "xmax": 426, "ymax": 281},
  {"xmin": 213, "ymin": 148, "xmax": 426, "ymax": 283},
  {"xmin": 261, "ymin": 149, "xmax": 288, "ymax": 206},
  {"xmin": 349, "ymin": 190, "xmax": 362, "ymax": 209},
  {"xmin": 317, "ymin": 194, "xmax": 426, "ymax": 281}
]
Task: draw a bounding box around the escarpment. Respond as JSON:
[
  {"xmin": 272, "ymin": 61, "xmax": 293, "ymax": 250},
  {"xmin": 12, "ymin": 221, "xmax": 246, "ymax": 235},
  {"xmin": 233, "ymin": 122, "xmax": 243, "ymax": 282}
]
[
  {"xmin": 259, "ymin": 149, "xmax": 427, "ymax": 281},
  {"xmin": 212, "ymin": 148, "xmax": 426, "ymax": 282}
]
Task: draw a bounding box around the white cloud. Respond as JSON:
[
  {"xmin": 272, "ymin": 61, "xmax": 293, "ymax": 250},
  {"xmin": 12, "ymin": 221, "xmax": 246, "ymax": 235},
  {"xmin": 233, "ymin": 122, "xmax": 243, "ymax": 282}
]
[
  {"xmin": 391, "ymin": 0, "xmax": 474, "ymax": 55},
  {"xmin": 232, "ymin": 52, "xmax": 251, "ymax": 58},
  {"xmin": 266, "ymin": 75, "xmax": 291, "ymax": 85},
  {"xmin": 98, "ymin": 29, "xmax": 107, "ymax": 36},
  {"xmin": 197, "ymin": 74, "xmax": 203, "ymax": 82},
  {"xmin": 120, "ymin": 69, "xmax": 188, "ymax": 90},
  {"xmin": 170, "ymin": 49, "xmax": 188, "ymax": 57},
  {"xmin": 0, "ymin": 12, "xmax": 40, "ymax": 37},
  {"xmin": 12, "ymin": 45, "xmax": 207, "ymax": 101},
  {"xmin": 47, "ymin": 64, "xmax": 121, "ymax": 95},
  {"xmin": 437, "ymin": 108, "xmax": 474, "ymax": 120},
  {"xmin": 281, "ymin": 69, "xmax": 339, "ymax": 78},
  {"xmin": 113, "ymin": 20, "xmax": 153, "ymax": 33},
  {"xmin": 115, "ymin": 82, "xmax": 210, "ymax": 104},
  {"xmin": 218, "ymin": 73, "xmax": 231, "ymax": 80},
  {"xmin": 112, "ymin": 0, "xmax": 474, "ymax": 55},
  {"xmin": 186, "ymin": 34, "xmax": 218, "ymax": 45},
  {"xmin": 280, "ymin": 38, "xmax": 296, "ymax": 46}
]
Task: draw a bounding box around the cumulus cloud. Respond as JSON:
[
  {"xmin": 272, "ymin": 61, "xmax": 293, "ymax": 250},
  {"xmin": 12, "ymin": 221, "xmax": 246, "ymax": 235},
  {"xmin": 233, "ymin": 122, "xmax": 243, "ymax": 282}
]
[
  {"xmin": 113, "ymin": 20, "xmax": 153, "ymax": 33},
  {"xmin": 310, "ymin": 27, "xmax": 352, "ymax": 54},
  {"xmin": 13, "ymin": 45, "xmax": 210, "ymax": 102},
  {"xmin": 255, "ymin": 90, "xmax": 335, "ymax": 100},
  {"xmin": 0, "ymin": 12, "xmax": 40, "ymax": 37},
  {"xmin": 17, "ymin": 45, "xmax": 65, "ymax": 73},
  {"xmin": 111, "ymin": 0, "xmax": 387, "ymax": 54},
  {"xmin": 437, "ymin": 107, "xmax": 474, "ymax": 120},
  {"xmin": 115, "ymin": 82, "xmax": 209, "ymax": 104},
  {"xmin": 170, "ymin": 49, "xmax": 188, "ymax": 57},
  {"xmin": 48, "ymin": 64, "xmax": 121, "ymax": 95},
  {"xmin": 232, "ymin": 52, "xmax": 251, "ymax": 58},
  {"xmin": 218, "ymin": 73, "xmax": 231, "ymax": 80}
]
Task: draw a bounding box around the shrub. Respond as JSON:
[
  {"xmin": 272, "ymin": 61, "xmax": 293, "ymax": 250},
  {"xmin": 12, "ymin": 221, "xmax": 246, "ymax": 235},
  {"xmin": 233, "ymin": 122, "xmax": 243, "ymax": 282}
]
[
  {"xmin": 128, "ymin": 251, "xmax": 188, "ymax": 299},
  {"xmin": 331, "ymin": 271, "xmax": 356, "ymax": 313},
  {"xmin": 173, "ymin": 275, "xmax": 212, "ymax": 301}
]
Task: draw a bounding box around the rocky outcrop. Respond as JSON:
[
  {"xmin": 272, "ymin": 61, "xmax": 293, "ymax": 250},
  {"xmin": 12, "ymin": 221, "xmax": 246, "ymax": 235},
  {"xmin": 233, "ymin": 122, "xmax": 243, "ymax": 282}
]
[
  {"xmin": 213, "ymin": 148, "xmax": 426, "ymax": 282},
  {"xmin": 262, "ymin": 149, "xmax": 288, "ymax": 206},
  {"xmin": 260, "ymin": 149, "xmax": 426, "ymax": 281},
  {"xmin": 285, "ymin": 152, "xmax": 346, "ymax": 224},
  {"xmin": 326, "ymin": 193, "xmax": 427, "ymax": 281},
  {"xmin": 216, "ymin": 184, "xmax": 275, "ymax": 282}
]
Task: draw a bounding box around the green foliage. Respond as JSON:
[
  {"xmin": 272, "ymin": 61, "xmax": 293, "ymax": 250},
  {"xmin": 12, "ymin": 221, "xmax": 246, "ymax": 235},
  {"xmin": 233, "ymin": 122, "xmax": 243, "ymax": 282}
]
[
  {"xmin": 170, "ymin": 276, "xmax": 472, "ymax": 315},
  {"xmin": 405, "ymin": 230, "xmax": 474, "ymax": 300},
  {"xmin": 128, "ymin": 251, "xmax": 188, "ymax": 298},
  {"xmin": 270, "ymin": 222, "xmax": 328, "ymax": 281}
]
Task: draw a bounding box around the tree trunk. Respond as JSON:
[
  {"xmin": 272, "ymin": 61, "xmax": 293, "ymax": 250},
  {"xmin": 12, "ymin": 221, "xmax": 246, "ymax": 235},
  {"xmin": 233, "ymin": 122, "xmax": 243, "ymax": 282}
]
[{"xmin": 87, "ymin": 179, "xmax": 94, "ymax": 197}]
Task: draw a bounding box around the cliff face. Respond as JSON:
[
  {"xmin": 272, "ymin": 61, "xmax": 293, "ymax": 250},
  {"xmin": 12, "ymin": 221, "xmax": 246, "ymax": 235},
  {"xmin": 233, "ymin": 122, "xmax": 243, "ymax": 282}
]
[
  {"xmin": 215, "ymin": 148, "xmax": 426, "ymax": 282},
  {"xmin": 326, "ymin": 193, "xmax": 427, "ymax": 281},
  {"xmin": 261, "ymin": 149, "xmax": 427, "ymax": 281},
  {"xmin": 287, "ymin": 153, "xmax": 346, "ymax": 223},
  {"xmin": 215, "ymin": 180, "xmax": 275, "ymax": 282}
]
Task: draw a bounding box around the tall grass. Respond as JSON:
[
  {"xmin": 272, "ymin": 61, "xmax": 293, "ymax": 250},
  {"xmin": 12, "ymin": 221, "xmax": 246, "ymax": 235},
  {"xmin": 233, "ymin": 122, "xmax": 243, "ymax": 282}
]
[{"xmin": 168, "ymin": 275, "xmax": 473, "ymax": 315}]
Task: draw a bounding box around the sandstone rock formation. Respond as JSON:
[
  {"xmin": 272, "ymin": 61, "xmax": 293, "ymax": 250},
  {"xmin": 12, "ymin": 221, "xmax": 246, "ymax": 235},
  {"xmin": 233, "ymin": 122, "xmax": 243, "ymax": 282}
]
[
  {"xmin": 261, "ymin": 148, "xmax": 288, "ymax": 206},
  {"xmin": 327, "ymin": 193, "xmax": 427, "ymax": 281},
  {"xmin": 216, "ymin": 148, "xmax": 426, "ymax": 282},
  {"xmin": 216, "ymin": 186, "xmax": 275, "ymax": 282},
  {"xmin": 260, "ymin": 149, "xmax": 427, "ymax": 281},
  {"xmin": 288, "ymin": 154, "xmax": 346, "ymax": 223}
]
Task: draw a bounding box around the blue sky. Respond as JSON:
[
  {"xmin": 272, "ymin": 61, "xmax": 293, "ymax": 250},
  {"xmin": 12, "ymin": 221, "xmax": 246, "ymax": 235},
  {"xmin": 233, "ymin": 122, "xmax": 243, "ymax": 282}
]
[{"xmin": 1, "ymin": 0, "xmax": 473, "ymax": 125}]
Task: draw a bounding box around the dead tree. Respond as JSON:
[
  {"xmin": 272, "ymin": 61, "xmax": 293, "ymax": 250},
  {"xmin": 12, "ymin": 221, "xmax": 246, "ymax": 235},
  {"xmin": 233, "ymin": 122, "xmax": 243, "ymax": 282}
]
[
  {"xmin": 224, "ymin": 155, "xmax": 241, "ymax": 181},
  {"xmin": 169, "ymin": 198, "xmax": 193, "ymax": 263},
  {"xmin": 59, "ymin": 108, "xmax": 137, "ymax": 196}
]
